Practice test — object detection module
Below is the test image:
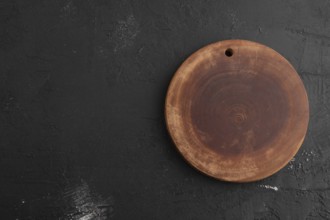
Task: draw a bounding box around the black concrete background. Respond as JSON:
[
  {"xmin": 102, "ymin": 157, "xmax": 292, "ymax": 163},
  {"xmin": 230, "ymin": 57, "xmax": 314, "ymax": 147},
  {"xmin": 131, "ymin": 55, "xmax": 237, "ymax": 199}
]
[{"xmin": 1, "ymin": 0, "xmax": 330, "ymax": 219}]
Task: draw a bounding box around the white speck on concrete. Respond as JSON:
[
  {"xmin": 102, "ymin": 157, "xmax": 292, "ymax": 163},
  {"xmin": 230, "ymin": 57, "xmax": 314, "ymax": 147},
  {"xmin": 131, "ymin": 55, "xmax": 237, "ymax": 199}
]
[
  {"xmin": 287, "ymin": 157, "xmax": 296, "ymax": 170},
  {"xmin": 259, "ymin": 184, "xmax": 279, "ymax": 191},
  {"xmin": 300, "ymin": 149, "xmax": 318, "ymax": 164}
]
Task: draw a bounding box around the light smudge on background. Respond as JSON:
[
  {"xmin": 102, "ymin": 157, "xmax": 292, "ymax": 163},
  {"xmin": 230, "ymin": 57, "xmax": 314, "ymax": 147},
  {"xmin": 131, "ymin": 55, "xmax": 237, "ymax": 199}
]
[
  {"xmin": 62, "ymin": 180, "xmax": 114, "ymax": 220},
  {"xmin": 226, "ymin": 9, "xmax": 244, "ymax": 32},
  {"xmin": 60, "ymin": 0, "xmax": 77, "ymax": 19},
  {"xmin": 109, "ymin": 15, "xmax": 140, "ymax": 52}
]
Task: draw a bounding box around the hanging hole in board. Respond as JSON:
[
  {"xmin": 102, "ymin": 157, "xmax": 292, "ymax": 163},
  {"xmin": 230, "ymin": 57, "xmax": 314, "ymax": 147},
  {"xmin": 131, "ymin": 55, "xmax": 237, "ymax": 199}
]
[{"xmin": 225, "ymin": 48, "xmax": 234, "ymax": 57}]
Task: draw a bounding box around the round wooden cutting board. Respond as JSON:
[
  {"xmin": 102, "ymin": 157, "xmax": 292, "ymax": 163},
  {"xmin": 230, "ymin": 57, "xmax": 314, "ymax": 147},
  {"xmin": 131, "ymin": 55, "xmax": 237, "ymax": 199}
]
[{"xmin": 165, "ymin": 40, "xmax": 309, "ymax": 182}]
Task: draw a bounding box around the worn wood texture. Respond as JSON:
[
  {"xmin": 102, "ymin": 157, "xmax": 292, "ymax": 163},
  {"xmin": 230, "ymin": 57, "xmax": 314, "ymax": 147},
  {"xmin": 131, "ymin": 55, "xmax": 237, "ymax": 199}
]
[{"xmin": 166, "ymin": 40, "xmax": 309, "ymax": 182}]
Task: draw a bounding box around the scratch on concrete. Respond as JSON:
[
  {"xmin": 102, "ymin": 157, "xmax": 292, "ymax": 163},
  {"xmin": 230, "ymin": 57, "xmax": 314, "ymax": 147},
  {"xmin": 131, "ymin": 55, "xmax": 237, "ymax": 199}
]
[
  {"xmin": 63, "ymin": 180, "xmax": 114, "ymax": 220},
  {"xmin": 285, "ymin": 27, "xmax": 330, "ymax": 41},
  {"xmin": 109, "ymin": 15, "xmax": 140, "ymax": 52}
]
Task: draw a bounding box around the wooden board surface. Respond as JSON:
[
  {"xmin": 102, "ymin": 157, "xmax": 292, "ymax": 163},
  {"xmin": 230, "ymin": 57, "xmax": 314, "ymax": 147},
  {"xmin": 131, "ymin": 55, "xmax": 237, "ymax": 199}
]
[{"xmin": 165, "ymin": 40, "xmax": 309, "ymax": 182}]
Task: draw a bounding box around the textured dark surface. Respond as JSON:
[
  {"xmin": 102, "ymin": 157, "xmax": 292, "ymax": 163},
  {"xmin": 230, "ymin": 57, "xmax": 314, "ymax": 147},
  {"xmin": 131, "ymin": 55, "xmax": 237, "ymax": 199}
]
[{"xmin": 0, "ymin": 0, "xmax": 329, "ymax": 219}]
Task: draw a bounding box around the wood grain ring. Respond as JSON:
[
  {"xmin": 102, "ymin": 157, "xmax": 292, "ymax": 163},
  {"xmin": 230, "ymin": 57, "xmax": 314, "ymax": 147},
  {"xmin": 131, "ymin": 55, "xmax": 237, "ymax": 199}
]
[{"xmin": 165, "ymin": 39, "xmax": 309, "ymax": 182}]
